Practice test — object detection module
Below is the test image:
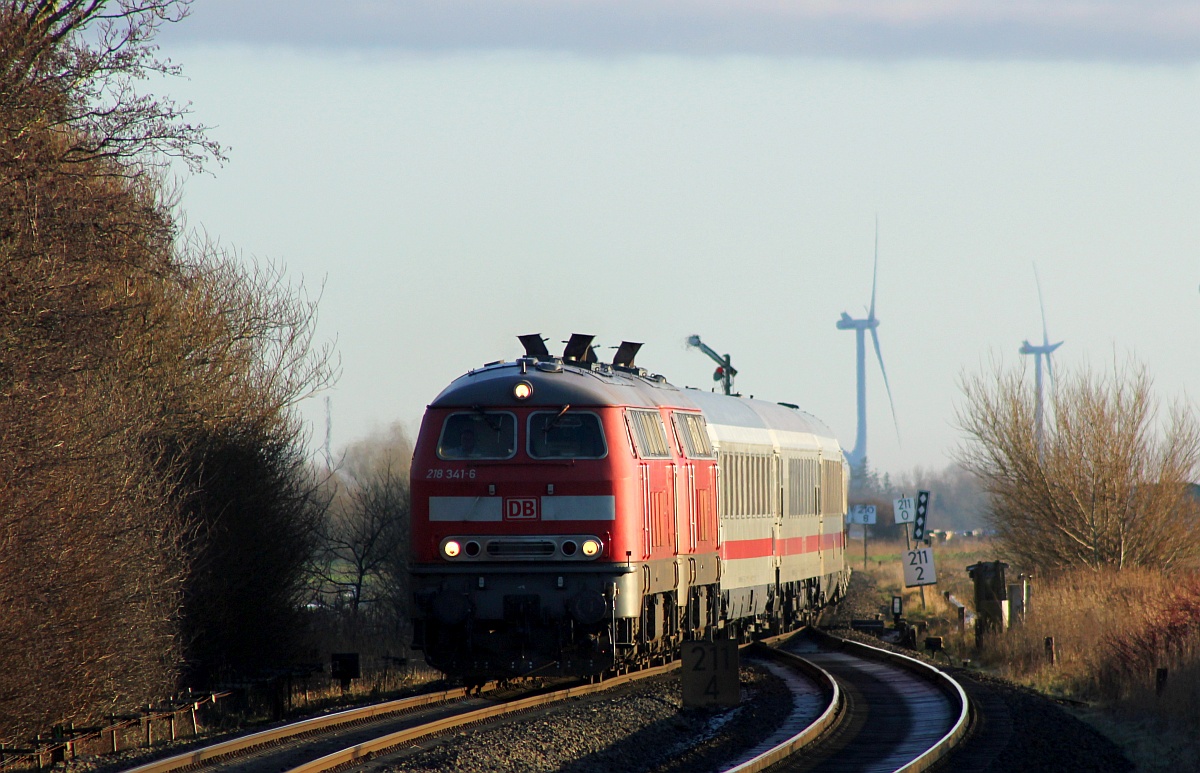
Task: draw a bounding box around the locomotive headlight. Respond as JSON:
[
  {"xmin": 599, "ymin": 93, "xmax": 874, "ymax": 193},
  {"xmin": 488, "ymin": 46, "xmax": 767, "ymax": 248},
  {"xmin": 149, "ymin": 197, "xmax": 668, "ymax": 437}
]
[
  {"xmin": 442, "ymin": 540, "xmax": 461, "ymax": 558},
  {"xmin": 581, "ymin": 538, "xmax": 602, "ymax": 557},
  {"xmin": 513, "ymin": 381, "xmax": 533, "ymax": 400}
]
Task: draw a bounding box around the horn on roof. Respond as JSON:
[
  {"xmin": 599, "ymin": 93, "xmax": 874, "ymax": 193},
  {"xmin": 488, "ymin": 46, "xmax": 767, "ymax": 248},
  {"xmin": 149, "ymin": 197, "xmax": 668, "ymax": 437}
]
[
  {"xmin": 613, "ymin": 341, "xmax": 643, "ymax": 368},
  {"xmin": 562, "ymin": 333, "xmax": 596, "ymax": 363},
  {"xmin": 518, "ymin": 333, "xmax": 550, "ymax": 358}
]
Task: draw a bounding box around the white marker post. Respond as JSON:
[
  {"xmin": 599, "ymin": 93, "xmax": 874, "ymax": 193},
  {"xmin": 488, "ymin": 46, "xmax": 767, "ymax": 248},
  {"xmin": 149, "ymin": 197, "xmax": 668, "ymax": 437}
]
[
  {"xmin": 894, "ymin": 496, "xmax": 915, "ymax": 550},
  {"xmin": 849, "ymin": 505, "xmax": 876, "ymax": 570},
  {"xmin": 681, "ymin": 639, "xmax": 740, "ymax": 707},
  {"xmin": 901, "ymin": 491, "xmax": 934, "ymax": 608}
]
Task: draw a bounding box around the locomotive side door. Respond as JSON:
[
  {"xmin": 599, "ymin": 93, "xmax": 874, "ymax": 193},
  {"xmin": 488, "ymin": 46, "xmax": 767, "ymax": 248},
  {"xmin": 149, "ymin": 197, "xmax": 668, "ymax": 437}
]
[
  {"xmin": 667, "ymin": 411, "xmax": 691, "ymax": 556},
  {"xmin": 772, "ymin": 452, "xmax": 782, "ymax": 568},
  {"xmin": 665, "ymin": 411, "xmax": 686, "ymax": 606}
]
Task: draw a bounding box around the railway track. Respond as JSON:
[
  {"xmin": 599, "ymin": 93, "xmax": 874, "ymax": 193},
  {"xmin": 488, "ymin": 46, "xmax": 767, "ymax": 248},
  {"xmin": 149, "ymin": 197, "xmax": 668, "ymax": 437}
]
[
  {"xmin": 121, "ymin": 629, "xmax": 967, "ymax": 773},
  {"xmin": 122, "ymin": 663, "xmax": 678, "ymax": 773},
  {"xmin": 737, "ymin": 629, "xmax": 969, "ymax": 773},
  {"xmin": 121, "ymin": 683, "xmax": 501, "ymax": 773}
]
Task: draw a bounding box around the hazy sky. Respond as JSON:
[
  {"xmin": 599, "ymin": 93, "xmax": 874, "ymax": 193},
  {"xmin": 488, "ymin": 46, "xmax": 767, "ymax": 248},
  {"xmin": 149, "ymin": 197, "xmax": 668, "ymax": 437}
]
[{"xmin": 153, "ymin": 1, "xmax": 1200, "ymax": 476}]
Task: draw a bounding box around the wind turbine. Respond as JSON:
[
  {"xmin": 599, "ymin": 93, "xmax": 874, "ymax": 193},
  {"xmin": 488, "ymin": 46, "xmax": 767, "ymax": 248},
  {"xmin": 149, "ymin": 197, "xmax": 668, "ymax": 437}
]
[
  {"xmin": 1019, "ymin": 266, "xmax": 1062, "ymax": 455},
  {"xmin": 837, "ymin": 220, "xmax": 900, "ymax": 477}
]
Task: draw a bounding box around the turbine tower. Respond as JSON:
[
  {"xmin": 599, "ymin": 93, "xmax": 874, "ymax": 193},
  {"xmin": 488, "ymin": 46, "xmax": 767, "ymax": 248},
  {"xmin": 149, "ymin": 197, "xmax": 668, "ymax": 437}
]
[
  {"xmin": 1019, "ymin": 265, "xmax": 1062, "ymax": 455},
  {"xmin": 837, "ymin": 221, "xmax": 899, "ymax": 477}
]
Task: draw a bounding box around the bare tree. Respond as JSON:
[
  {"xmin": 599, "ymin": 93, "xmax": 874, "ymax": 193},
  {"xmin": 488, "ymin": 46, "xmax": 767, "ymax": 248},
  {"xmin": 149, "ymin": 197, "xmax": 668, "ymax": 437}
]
[
  {"xmin": 956, "ymin": 358, "xmax": 1200, "ymax": 572},
  {"xmin": 312, "ymin": 425, "xmax": 412, "ymax": 649},
  {"xmin": 0, "ymin": 0, "xmax": 223, "ymax": 176},
  {"xmin": 0, "ymin": 0, "xmax": 335, "ymax": 741}
]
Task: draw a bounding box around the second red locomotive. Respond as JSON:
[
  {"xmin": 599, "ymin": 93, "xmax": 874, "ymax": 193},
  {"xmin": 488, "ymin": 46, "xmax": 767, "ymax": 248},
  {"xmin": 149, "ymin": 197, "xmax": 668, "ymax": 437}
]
[{"xmin": 409, "ymin": 334, "xmax": 849, "ymax": 679}]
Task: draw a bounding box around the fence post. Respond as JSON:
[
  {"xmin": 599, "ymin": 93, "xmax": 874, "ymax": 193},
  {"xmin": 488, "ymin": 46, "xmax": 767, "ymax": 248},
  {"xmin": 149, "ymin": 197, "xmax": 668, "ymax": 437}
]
[
  {"xmin": 1156, "ymin": 667, "xmax": 1169, "ymax": 696},
  {"xmin": 1045, "ymin": 636, "xmax": 1056, "ymax": 665}
]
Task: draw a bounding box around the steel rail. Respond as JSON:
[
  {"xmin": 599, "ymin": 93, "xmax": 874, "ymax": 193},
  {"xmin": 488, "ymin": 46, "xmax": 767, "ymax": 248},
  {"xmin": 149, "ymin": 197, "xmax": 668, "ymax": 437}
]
[
  {"xmin": 805, "ymin": 628, "xmax": 971, "ymax": 773},
  {"xmin": 121, "ymin": 683, "xmax": 498, "ymax": 773},
  {"xmin": 721, "ymin": 645, "xmax": 842, "ymax": 773},
  {"xmin": 283, "ymin": 661, "xmax": 679, "ymax": 773}
]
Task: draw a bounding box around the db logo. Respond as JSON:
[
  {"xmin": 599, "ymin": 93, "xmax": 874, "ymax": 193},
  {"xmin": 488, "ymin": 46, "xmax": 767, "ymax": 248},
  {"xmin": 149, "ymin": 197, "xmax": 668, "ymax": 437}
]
[{"xmin": 504, "ymin": 497, "xmax": 539, "ymax": 520}]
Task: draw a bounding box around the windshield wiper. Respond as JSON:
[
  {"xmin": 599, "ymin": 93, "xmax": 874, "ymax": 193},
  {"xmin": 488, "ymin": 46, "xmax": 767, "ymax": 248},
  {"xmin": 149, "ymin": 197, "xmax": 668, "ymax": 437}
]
[
  {"xmin": 543, "ymin": 404, "xmax": 571, "ymax": 433},
  {"xmin": 472, "ymin": 404, "xmax": 503, "ymax": 433}
]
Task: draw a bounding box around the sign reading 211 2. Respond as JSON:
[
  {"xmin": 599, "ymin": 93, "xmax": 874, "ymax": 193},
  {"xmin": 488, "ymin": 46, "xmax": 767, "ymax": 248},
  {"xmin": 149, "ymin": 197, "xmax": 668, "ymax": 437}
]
[{"xmin": 903, "ymin": 547, "xmax": 937, "ymax": 587}]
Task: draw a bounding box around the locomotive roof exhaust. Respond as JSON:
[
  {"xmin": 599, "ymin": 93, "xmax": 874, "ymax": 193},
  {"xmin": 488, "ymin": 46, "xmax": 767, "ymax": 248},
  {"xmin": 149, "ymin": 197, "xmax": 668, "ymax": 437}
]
[
  {"xmin": 613, "ymin": 341, "xmax": 642, "ymax": 368},
  {"xmin": 518, "ymin": 334, "xmax": 550, "ymax": 358},
  {"xmin": 518, "ymin": 333, "xmax": 643, "ymax": 369},
  {"xmin": 562, "ymin": 333, "xmax": 597, "ymax": 364}
]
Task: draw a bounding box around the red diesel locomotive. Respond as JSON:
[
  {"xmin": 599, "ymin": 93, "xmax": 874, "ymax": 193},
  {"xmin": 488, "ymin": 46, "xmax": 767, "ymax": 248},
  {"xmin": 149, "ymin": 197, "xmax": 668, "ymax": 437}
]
[{"xmin": 409, "ymin": 334, "xmax": 849, "ymax": 679}]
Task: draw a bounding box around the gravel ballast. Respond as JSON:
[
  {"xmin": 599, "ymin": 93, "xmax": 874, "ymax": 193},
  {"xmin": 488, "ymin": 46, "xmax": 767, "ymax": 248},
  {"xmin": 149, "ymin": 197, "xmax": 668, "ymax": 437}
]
[
  {"xmin": 79, "ymin": 569, "xmax": 1137, "ymax": 772},
  {"xmin": 372, "ymin": 666, "xmax": 793, "ymax": 773}
]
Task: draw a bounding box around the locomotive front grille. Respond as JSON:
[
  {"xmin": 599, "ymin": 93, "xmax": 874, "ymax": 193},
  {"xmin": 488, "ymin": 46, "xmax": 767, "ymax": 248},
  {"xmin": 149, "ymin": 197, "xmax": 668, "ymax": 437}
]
[{"xmin": 486, "ymin": 539, "xmax": 557, "ymax": 557}]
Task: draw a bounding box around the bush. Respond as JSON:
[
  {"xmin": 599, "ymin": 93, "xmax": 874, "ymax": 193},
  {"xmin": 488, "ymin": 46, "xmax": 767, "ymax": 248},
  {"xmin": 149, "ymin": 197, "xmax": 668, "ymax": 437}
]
[
  {"xmin": 957, "ymin": 359, "xmax": 1200, "ymax": 572},
  {"xmin": 0, "ymin": 1, "xmax": 334, "ymax": 741}
]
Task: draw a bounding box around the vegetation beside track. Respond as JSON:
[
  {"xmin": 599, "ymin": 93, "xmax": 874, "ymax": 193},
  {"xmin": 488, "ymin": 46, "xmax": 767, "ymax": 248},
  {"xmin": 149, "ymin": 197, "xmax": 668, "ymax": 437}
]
[
  {"xmin": 841, "ymin": 535, "xmax": 1200, "ymax": 772},
  {"xmin": 0, "ymin": 0, "xmax": 338, "ymax": 749}
]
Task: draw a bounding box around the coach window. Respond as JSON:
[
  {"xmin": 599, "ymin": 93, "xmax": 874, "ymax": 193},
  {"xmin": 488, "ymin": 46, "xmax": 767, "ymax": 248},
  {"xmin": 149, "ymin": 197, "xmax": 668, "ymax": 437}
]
[
  {"xmin": 437, "ymin": 412, "xmax": 517, "ymax": 460},
  {"xmin": 528, "ymin": 411, "xmax": 607, "ymax": 459}
]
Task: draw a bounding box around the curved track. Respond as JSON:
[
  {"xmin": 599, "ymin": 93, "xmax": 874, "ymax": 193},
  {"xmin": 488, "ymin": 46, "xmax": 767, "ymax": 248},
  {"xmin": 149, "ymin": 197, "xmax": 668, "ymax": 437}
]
[
  {"xmin": 747, "ymin": 629, "xmax": 968, "ymax": 773},
  {"xmin": 121, "ymin": 630, "xmax": 967, "ymax": 773}
]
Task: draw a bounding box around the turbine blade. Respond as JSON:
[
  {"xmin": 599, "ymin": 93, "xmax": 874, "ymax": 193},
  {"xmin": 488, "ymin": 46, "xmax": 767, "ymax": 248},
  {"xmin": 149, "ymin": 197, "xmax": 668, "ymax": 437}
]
[
  {"xmin": 870, "ymin": 326, "xmax": 901, "ymax": 445},
  {"xmin": 1034, "ymin": 263, "xmax": 1050, "ymax": 347},
  {"xmin": 869, "ymin": 216, "xmax": 879, "ymax": 320}
]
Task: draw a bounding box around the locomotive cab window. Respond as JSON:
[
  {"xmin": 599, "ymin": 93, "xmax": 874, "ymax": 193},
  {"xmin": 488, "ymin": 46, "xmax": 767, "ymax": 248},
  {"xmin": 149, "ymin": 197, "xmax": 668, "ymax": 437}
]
[
  {"xmin": 437, "ymin": 412, "xmax": 517, "ymax": 460},
  {"xmin": 673, "ymin": 412, "xmax": 715, "ymax": 458},
  {"xmin": 528, "ymin": 411, "xmax": 607, "ymax": 459},
  {"xmin": 626, "ymin": 409, "xmax": 671, "ymax": 459}
]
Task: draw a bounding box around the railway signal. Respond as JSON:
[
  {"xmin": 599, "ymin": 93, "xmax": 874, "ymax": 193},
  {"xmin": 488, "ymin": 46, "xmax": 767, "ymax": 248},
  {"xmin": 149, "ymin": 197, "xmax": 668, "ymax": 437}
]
[
  {"xmin": 686, "ymin": 334, "xmax": 737, "ymax": 395},
  {"xmin": 912, "ymin": 490, "xmax": 930, "ymax": 541}
]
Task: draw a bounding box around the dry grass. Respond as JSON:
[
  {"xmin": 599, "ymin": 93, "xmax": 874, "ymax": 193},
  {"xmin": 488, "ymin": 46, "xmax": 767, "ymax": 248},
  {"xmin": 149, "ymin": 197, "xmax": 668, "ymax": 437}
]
[
  {"xmin": 287, "ymin": 664, "xmax": 443, "ymax": 712},
  {"xmin": 846, "ymin": 534, "xmax": 992, "ymax": 658},
  {"xmin": 851, "ymin": 536, "xmax": 1200, "ymax": 769}
]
